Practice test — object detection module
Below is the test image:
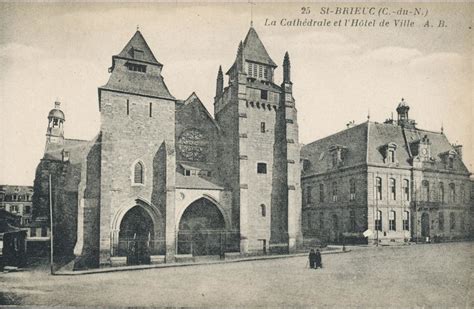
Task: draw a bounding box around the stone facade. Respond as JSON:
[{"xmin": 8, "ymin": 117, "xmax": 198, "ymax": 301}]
[
  {"xmin": 301, "ymin": 101, "xmax": 472, "ymax": 245},
  {"xmin": 33, "ymin": 27, "xmax": 302, "ymax": 269},
  {"xmin": 0, "ymin": 185, "xmax": 33, "ymax": 227}
]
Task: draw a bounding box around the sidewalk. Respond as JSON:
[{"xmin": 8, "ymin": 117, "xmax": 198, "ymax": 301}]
[{"xmin": 55, "ymin": 246, "xmax": 347, "ymax": 276}]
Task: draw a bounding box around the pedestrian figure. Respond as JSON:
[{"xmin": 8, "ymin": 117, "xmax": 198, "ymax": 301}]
[
  {"xmin": 315, "ymin": 249, "xmax": 322, "ymax": 269},
  {"xmin": 308, "ymin": 249, "xmax": 317, "ymax": 269}
]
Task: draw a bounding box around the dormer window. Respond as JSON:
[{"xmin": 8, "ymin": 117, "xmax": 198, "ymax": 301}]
[
  {"xmin": 388, "ymin": 149, "xmax": 395, "ymax": 163},
  {"xmin": 329, "ymin": 145, "xmax": 347, "ymax": 168},
  {"xmin": 383, "ymin": 142, "xmax": 397, "ymax": 164},
  {"xmin": 131, "ymin": 48, "xmax": 144, "ymax": 60},
  {"xmin": 440, "ymin": 150, "xmax": 456, "ymax": 169},
  {"xmin": 61, "ymin": 150, "xmax": 70, "ymax": 162},
  {"xmin": 448, "ymin": 157, "xmax": 454, "ymax": 169}
]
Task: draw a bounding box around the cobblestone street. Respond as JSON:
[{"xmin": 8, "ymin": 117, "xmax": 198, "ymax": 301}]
[{"xmin": 1, "ymin": 242, "xmax": 472, "ymax": 307}]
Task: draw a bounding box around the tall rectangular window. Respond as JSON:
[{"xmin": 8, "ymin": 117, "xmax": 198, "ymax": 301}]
[
  {"xmin": 403, "ymin": 211, "xmax": 410, "ymax": 231},
  {"xmin": 389, "ymin": 178, "xmax": 396, "ymax": 200},
  {"xmin": 258, "ymin": 65, "xmax": 263, "ymax": 78},
  {"xmin": 332, "ymin": 182, "xmax": 338, "ymax": 202},
  {"xmin": 260, "ymin": 122, "xmax": 266, "ymax": 133},
  {"xmin": 263, "ymin": 67, "xmax": 269, "ymax": 80},
  {"xmin": 403, "ymin": 179, "xmax": 410, "ymax": 201},
  {"xmin": 449, "ymin": 183, "xmax": 455, "ymax": 202},
  {"xmin": 350, "ymin": 210, "xmax": 356, "ymax": 232},
  {"xmin": 375, "ymin": 210, "xmax": 382, "ymax": 231},
  {"xmin": 450, "ymin": 212, "xmax": 456, "ymax": 230},
  {"xmin": 422, "ymin": 180, "xmax": 430, "ymax": 202},
  {"xmin": 375, "ymin": 177, "xmax": 382, "ymax": 200},
  {"xmin": 248, "ymin": 63, "xmax": 253, "ymax": 76},
  {"xmin": 438, "ymin": 211, "xmax": 444, "ymax": 231},
  {"xmin": 319, "ymin": 184, "xmax": 324, "ymax": 202},
  {"xmin": 349, "ymin": 179, "xmax": 356, "ymax": 201},
  {"xmin": 389, "ymin": 211, "xmax": 396, "ymax": 231},
  {"xmin": 260, "ymin": 90, "xmax": 268, "ymax": 100},
  {"xmin": 306, "ymin": 187, "xmax": 312, "ymax": 204},
  {"xmin": 438, "ymin": 182, "xmax": 445, "ymax": 203},
  {"xmin": 126, "ymin": 99, "xmax": 130, "ymax": 115},
  {"xmin": 149, "ymin": 102, "xmax": 153, "ymax": 117}
]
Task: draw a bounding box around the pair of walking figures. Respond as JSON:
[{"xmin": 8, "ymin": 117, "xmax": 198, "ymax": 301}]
[{"xmin": 308, "ymin": 248, "xmax": 322, "ymax": 269}]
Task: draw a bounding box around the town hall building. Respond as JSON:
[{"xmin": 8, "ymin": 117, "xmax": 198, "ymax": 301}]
[
  {"xmin": 33, "ymin": 28, "xmax": 302, "ymax": 269},
  {"xmin": 301, "ymin": 101, "xmax": 472, "ymax": 245}
]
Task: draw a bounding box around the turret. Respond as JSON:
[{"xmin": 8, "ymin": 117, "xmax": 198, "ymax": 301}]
[
  {"xmin": 283, "ymin": 52, "xmax": 291, "ymax": 83},
  {"xmin": 46, "ymin": 100, "xmax": 65, "ymax": 145},
  {"xmin": 215, "ymin": 65, "xmax": 223, "ymax": 98},
  {"xmin": 396, "ymin": 98, "xmax": 416, "ymax": 128}
]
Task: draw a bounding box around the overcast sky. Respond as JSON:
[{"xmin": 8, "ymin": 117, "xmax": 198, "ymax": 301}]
[{"xmin": 0, "ymin": 2, "xmax": 472, "ymax": 186}]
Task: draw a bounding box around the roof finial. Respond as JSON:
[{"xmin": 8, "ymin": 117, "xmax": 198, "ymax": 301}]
[
  {"xmin": 441, "ymin": 122, "xmax": 444, "ymax": 134},
  {"xmin": 367, "ymin": 108, "xmax": 370, "ymax": 120},
  {"xmin": 137, "ymin": 25, "xmax": 140, "ymax": 31},
  {"xmin": 249, "ymin": 0, "xmax": 255, "ymax": 27}
]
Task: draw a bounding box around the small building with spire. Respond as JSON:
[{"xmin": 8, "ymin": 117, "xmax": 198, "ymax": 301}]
[
  {"xmin": 301, "ymin": 99, "xmax": 471, "ymax": 245},
  {"xmin": 33, "ymin": 27, "xmax": 302, "ymax": 269}
]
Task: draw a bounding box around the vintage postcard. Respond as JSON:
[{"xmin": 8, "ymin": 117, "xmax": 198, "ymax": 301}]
[{"xmin": 0, "ymin": 1, "xmax": 472, "ymax": 307}]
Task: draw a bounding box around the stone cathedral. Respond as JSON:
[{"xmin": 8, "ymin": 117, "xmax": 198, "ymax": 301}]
[{"xmin": 33, "ymin": 27, "xmax": 303, "ymax": 269}]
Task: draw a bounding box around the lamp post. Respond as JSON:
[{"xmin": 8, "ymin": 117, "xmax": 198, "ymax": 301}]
[{"xmin": 49, "ymin": 174, "xmax": 54, "ymax": 275}]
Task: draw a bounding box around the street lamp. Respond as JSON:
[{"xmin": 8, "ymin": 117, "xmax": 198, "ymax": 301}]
[{"xmin": 49, "ymin": 174, "xmax": 54, "ymax": 275}]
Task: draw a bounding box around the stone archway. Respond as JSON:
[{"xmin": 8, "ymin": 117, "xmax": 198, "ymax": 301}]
[
  {"xmin": 117, "ymin": 206, "xmax": 153, "ymax": 265},
  {"xmin": 112, "ymin": 200, "xmax": 164, "ymax": 264},
  {"xmin": 177, "ymin": 197, "xmax": 227, "ymax": 256}
]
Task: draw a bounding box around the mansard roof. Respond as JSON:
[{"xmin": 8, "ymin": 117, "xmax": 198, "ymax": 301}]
[
  {"xmin": 116, "ymin": 30, "xmax": 162, "ymax": 65},
  {"xmin": 302, "ymin": 121, "xmax": 470, "ymax": 176},
  {"xmin": 242, "ymin": 27, "xmax": 276, "ymax": 67}
]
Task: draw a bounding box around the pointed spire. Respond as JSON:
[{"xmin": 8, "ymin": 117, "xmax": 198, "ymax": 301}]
[
  {"xmin": 367, "ymin": 108, "xmax": 371, "ymax": 120},
  {"xmin": 116, "ymin": 30, "xmax": 161, "ymax": 65},
  {"xmin": 236, "ymin": 41, "xmax": 244, "ymax": 71},
  {"xmin": 441, "ymin": 122, "xmax": 444, "ymax": 134},
  {"xmin": 283, "ymin": 51, "xmax": 291, "ymax": 83},
  {"xmin": 216, "ymin": 65, "xmax": 224, "ymax": 98},
  {"xmin": 242, "ymin": 27, "xmax": 276, "ymax": 67}
]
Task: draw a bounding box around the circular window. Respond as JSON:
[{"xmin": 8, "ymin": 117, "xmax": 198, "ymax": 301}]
[{"xmin": 178, "ymin": 129, "xmax": 208, "ymax": 161}]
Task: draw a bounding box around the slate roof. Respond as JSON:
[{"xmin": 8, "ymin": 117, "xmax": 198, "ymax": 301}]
[
  {"xmin": 100, "ymin": 30, "xmax": 175, "ymax": 100},
  {"xmin": 43, "ymin": 136, "xmax": 99, "ymax": 192},
  {"xmin": 302, "ymin": 121, "xmax": 470, "ymax": 176},
  {"xmin": 175, "ymin": 173, "xmax": 224, "ymax": 190},
  {"xmin": 242, "ymin": 27, "xmax": 276, "ymax": 67},
  {"xmin": 176, "ymin": 92, "xmax": 220, "ymax": 130},
  {"xmin": 117, "ymin": 30, "xmax": 161, "ymax": 65},
  {"xmin": 100, "ymin": 70, "xmax": 175, "ymax": 100}
]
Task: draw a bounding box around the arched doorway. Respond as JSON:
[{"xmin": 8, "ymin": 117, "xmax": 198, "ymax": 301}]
[
  {"xmin": 178, "ymin": 198, "xmax": 226, "ymax": 256},
  {"xmin": 118, "ymin": 206, "xmax": 154, "ymax": 265},
  {"xmin": 421, "ymin": 213, "xmax": 430, "ymax": 238}
]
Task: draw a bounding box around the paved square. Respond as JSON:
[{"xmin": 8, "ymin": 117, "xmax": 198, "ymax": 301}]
[{"xmin": 1, "ymin": 242, "xmax": 472, "ymax": 307}]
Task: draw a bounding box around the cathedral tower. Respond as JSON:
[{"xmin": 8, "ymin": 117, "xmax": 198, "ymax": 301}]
[
  {"xmin": 97, "ymin": 30, "xmax": 176, "ymax": 265},
  {"xmin": 214, "ymin": 27, "xmax": 302, "ymax": 254}
]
